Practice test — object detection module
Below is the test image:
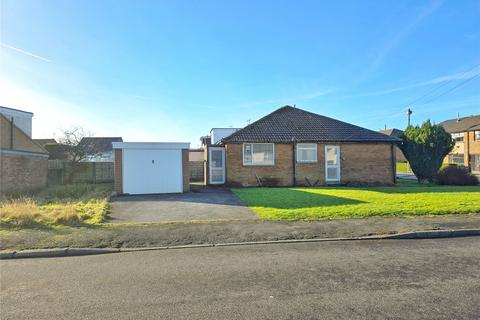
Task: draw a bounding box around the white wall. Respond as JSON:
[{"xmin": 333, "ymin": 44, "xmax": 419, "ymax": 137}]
[
  {"xmin": 210, "ymin": 128, "xmax": 241, "ymax": 144},
  {"xmin": 0, "ymin": 107, "xmax": 33, "ymax": 138}
]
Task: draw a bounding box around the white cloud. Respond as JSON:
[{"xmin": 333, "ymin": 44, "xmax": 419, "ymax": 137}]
[
  {"xmin": 369, "ymin": 0, "xmax": 443, "ymax": 72},
  {"xmin": 355, "ymin": 67, "xmax": 480, "ymax": 97}
]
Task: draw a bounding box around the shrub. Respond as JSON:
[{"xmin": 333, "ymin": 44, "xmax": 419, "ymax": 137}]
[
  {"xmin": 436, "ymin": 165, "xmax": 478, "ymax": 186},
  {"xmin": 399, "ymin": 121, "xmax": 455, "ymax": 183}
]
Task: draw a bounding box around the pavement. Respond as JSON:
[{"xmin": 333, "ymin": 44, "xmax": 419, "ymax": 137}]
[
  {"xmin": 1, "ymin": 237, "xmax": 479, "ymax": 320},
  {"xmin": 2, "ymin": 215, "xmax": 480, "ymax": 251},
  {"xmin": 109, "ymin": 188, "xmax": 257, "ymax": 223}
]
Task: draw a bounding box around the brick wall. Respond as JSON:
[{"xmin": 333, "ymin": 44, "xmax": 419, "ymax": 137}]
[
  {"xmin": 182, "ymin": 149, "xmax": 190, "ymax": 192},
  {"xmin": 0, "ymin": 115, "xmax": 46, "ymax": 153},
  {"xmin": 341, "ymin": 143, "xmax": 395, "ymax": 185},
  {"xmin": 0, "ymin": 152, "xmax": 48, "ymax": 195},
  {"xmin": 225, "ymin": 143, "xmax": 294, "ymax": 187},
  {"xmin": 224, "ymin": 142, "xmax": 395, "ymax": 187},
  {"xmin": 113, "ymin": 148, "xmax": 122, "ymax": 194}
]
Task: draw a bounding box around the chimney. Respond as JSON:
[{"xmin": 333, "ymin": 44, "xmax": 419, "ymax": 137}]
[{"xmin": 457, "ymin": 112, "xmax": 460, "ymax": 122}]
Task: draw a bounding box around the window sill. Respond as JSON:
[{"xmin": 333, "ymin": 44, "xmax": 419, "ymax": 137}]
[{"xmin": 297, "ymin": 161, "xmax": 318, "ymax": 164}]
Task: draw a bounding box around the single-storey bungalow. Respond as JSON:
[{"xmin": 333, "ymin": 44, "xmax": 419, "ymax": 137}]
[{"xmin": 204, "ymin": 105, "xmax": 399, "ymax": 187}]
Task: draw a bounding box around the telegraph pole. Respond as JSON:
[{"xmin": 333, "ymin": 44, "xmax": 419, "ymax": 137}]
[{"xmin": 406, "ymin": 108, "xmax": 413, "ymax": 127}]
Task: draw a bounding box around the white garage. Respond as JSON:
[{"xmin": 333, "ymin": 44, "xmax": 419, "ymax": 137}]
[{"xmin": 112, "ymin": 142, "xmax": 190, "ymax": 195}]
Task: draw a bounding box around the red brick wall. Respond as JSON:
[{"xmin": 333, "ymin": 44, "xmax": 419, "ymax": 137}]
[
  {"xmin": 182, "ymin": 149, "xmax": 190, "ymax": 192},
  {"xmin": 113, "ymin": 149, "xmax": 122, "ymax": 194},
  {"xmin": 224, "ymin": 142, "xmax": 395, "ymax": 187},
  {"xmin": 0, "ymin": 153, "xmax": 47, "ymax": 196},
  {"xmin": 225, "ymin": 143, "xmax": 294, "ymax": 187},
  {"xmin": 341, "ymin": 143, "xmax": 395, "ymax": 185}
]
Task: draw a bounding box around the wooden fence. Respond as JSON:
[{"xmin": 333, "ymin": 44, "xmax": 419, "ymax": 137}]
[
  {"xmin": 189, "ymin": 161, "xmax": 204, "ymax": 181},
  {"xmin": 48, "ymin": 160, "xmax": 114, "ymax": 185}
]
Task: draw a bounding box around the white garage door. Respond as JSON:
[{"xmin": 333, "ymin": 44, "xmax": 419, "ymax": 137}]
[{"xmin": 123, "ymin": 149, "xmax": 183, "ymax": 194}]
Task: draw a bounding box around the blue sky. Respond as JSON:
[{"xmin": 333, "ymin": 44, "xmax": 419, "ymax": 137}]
[{"xmin": 1, "ymin": 0, "xmax": 479, "ymax": 147}]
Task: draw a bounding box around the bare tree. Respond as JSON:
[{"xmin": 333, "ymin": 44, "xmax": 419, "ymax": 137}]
[
  {"xmin": 56, "ymin": 127, "xmax": 102, "ymax": 183},
  {"xmin": 57, "ymin": 127, "xmax": 101, "ymax": 162}
]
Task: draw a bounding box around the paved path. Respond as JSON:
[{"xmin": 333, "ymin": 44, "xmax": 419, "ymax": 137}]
[
  {"xmin": 1, "ymin": 237, "xmax": 479, "ymax": 319},
  {"xmin": 109, "ymin": 188, "xmax": 257, "ymax": 223}
]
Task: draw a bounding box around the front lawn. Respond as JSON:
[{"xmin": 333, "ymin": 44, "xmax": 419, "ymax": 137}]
[
  {"xmin": 0, "ymin": 183, "xmax": 112, "ymax": 228},
  {"xmin": 232, "ymin": 181, "xmax": 480, "ymax": 220}
]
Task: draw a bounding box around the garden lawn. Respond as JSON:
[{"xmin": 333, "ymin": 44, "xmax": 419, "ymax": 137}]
[{"xmin": 232, "ymin": 183, "xmax": 480, "ymax": 220}]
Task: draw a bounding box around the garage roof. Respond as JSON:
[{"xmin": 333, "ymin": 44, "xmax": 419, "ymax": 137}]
[{"xmin": 112, "ymin": 142, "xmax": 190, "ymax": 149}]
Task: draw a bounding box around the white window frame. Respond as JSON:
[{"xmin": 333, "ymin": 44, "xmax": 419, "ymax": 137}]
[
  {"xmin": 325, "ymin": 145, "xmax": 341, "ymax": 183},
  {"xmin": 451, "ymin": 132, "xmax": 464, "ymax": 142},
  {"xmin": 475, "ymin": 131, "xmax": 480, "ymax": 141},
  {"xmin": 243, "ymin": 143, "xmax": 275, "ymax": 166},
  {"xmin": 296, "ymin": 143, "xmax": 318, "ymax": 163}
]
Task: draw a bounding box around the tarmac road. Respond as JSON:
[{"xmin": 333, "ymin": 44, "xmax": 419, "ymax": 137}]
[{"xmin": 1, "ymin": 237, "xmax": 479, "ymax": 319}]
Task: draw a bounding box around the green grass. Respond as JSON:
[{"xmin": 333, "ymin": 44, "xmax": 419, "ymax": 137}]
[
  {"xmin": 232, "ymin": 182, "xmax": 480, "ymax": 220},
  {"xmin": 0, "ymin": 183, "xmax": 112, "ymax": 229}
]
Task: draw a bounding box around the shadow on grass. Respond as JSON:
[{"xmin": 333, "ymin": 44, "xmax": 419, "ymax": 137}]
[{"xmin": 236, "ymin": 188, "xmax": 365, "ymax": 209}]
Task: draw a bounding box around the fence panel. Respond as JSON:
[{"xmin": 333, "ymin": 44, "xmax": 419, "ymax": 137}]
[
  {"xmin": 189, "ymin": 161, "xmax": 204, "ymax": 181},
  {"xmin": 47, "ymin": 160, "xmax": 114, "ymax": 185}
]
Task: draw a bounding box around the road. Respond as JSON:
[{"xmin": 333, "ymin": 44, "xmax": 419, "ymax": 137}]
[{"xmin": 1, "ymin": 237, "xmax": 479, "ymax": 320}]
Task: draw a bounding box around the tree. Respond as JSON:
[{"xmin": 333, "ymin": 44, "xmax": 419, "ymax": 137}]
[
  {"xmin": 399, "ymin": 120, "xmax": 455, "ymax": 183},
  {"xmin": 57, "ymin": 127, "xmax": 100, "ymax": 162},
  {"xmin": 56, "ymin": 127, "xmax": 101, "ymax": 183}
]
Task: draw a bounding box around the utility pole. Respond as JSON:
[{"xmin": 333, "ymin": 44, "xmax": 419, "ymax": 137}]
[{"xmin": 406, "ymin": 108, "xmax": 413, "ymax": 127}]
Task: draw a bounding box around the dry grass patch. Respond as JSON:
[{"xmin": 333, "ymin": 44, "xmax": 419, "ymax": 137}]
[{"xmin": 0, "ymin": 184, "xmax": 112, "ymax": 229}]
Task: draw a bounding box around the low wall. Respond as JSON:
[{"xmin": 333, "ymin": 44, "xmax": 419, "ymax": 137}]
[{"xmin": 0, "ymin": 150, "xmax": 48, "ymax": 196}]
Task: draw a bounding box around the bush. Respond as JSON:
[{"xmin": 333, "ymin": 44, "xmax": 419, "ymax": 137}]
[
  {"xmin": 436, "ymin": 165, "xmax": 478, "ymax": 186},
  {"xmin": 399, "ymin": 120, "xmax": 455, "ymax": 183}
]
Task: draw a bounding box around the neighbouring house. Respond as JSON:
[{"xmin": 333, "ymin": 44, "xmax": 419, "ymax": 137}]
[
  {"xmin": 204, "ymin": 105, "xmax": 399, "ymax": 187},
  {"xmin": 33, "ymin": 138, "xmax": 58, "ymax": 147},
  {"xmin": 379, "ymin": 128, "xmax": 407, "ymax": 162},
  {"xmin": 440, "ymin": 115, "xmax": 480, "ymax": 173},
  {"xmin": 0, "ymin": 107, "xmax": 49, "ymax": 195},
  {"xmin": 79, "ymin": 137, "xmax": 123, "ymax": 162}
]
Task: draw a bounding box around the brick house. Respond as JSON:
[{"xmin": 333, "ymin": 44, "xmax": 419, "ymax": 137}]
[
  {"xmin": 440, "ymin": 115, "xmax": 480, "ymax": 173},
  {"xmin": 0, "ymin": 107, "xmax": 49, "ymax": 196},
  {"xmin": 79, "ymin": 137, "xmax": 123, "ymax": 162},
  {"xmin": 204, "ymin": 105, "xmax": 399, "ymax": 187}
]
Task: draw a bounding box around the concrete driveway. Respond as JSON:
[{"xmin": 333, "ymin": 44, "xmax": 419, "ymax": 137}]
[{"xmin": 109, "ymin": 188, "xmax": 257, "ymax": 223}]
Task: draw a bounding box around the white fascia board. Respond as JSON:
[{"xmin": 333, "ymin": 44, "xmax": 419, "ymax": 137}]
[{"xmin": 112, "ymin": 142, "xmax": 190, "ymax": 150}]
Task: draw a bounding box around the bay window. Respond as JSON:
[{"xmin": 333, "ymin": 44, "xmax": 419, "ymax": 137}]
[{"xmin": 243, "ymin": 143, "xmax": 274, "ymax": 165}]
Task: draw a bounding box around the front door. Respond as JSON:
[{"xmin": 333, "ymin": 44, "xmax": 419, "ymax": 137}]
[
  {"xmin": 325, "ymin": 145, "xmax": 341, "ymax": 183},
  {"xmin": 209, "ymin": 147, "xmax": 225, "ymax": 184}
]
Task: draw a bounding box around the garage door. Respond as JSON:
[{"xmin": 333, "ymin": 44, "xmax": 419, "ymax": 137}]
[{"xmin": 123, "ymin": 149, "xmax": 183, "ymax": 194}]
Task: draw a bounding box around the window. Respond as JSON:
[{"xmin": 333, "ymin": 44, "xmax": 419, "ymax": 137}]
[
  {"xmin": 475, "ymin": 131, "xmax": 480, "ymax": 141},
  {"xmin": 297, "ymin": 143, "xmax": 317, "ymax": 163},
  {"xmin": 243, "ymin": 143, "xmax": 274, "ymax": 165},
  {"xmin": 451, "ymin": 133, "xmax": 464, "ymax": 142},
  {"xmin": 448, "ymin": 154, "xmax": 464, "ymax": 166}
]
